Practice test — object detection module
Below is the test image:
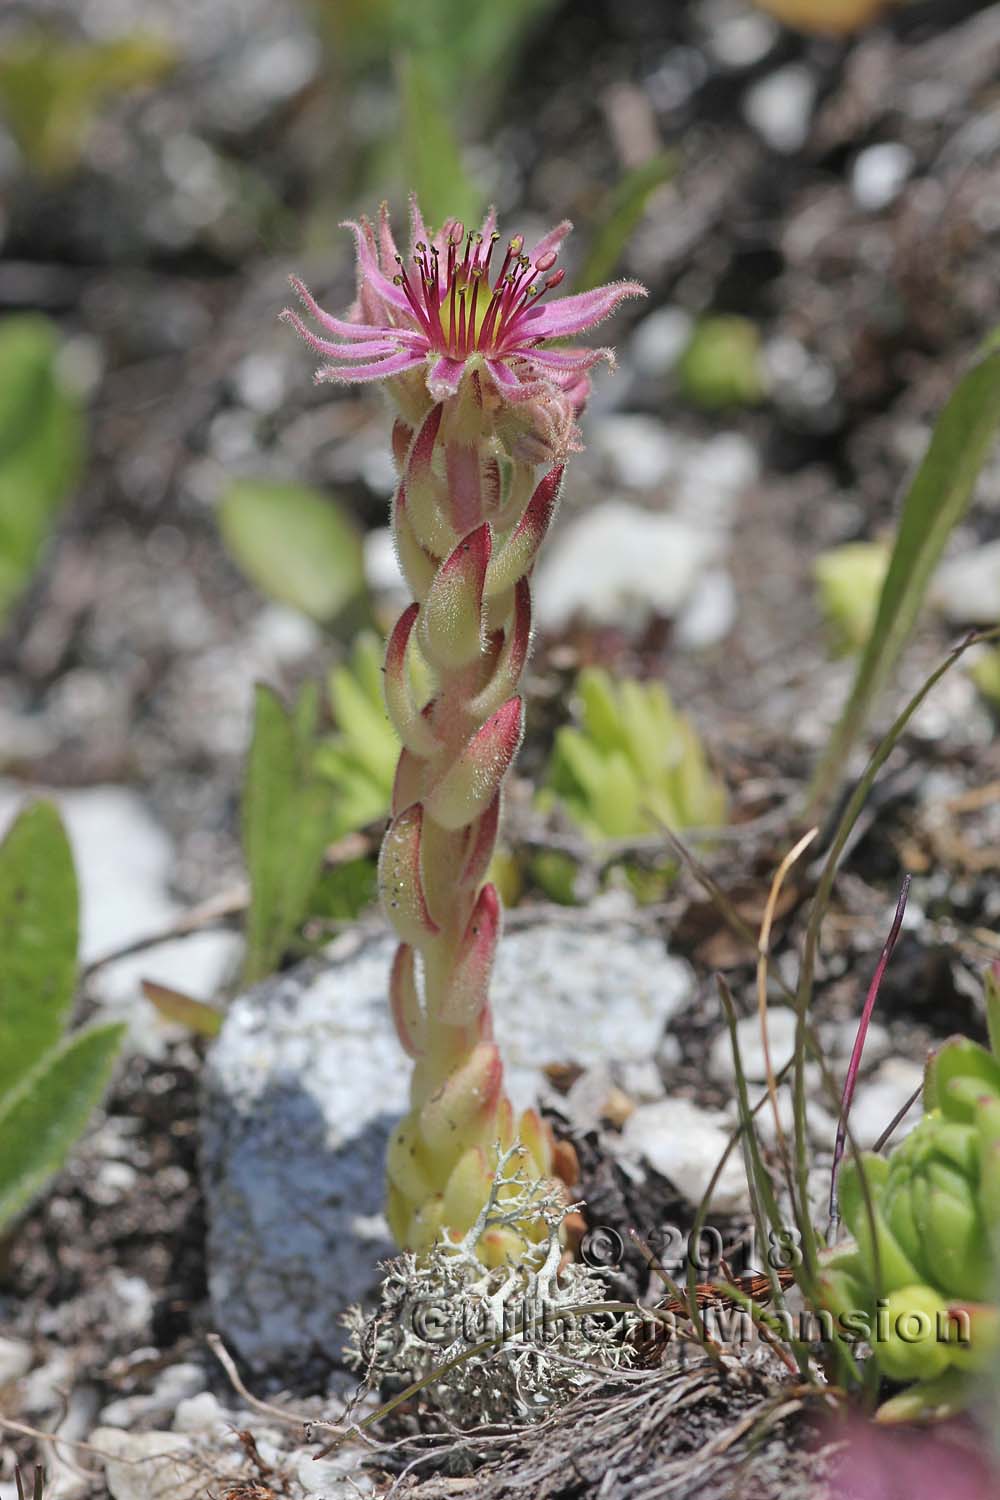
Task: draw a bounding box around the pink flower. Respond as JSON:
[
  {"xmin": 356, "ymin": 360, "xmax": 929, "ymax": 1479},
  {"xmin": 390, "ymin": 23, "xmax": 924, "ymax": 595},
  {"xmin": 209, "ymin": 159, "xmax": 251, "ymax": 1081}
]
[
  {"xmin": 821, "ymin": 1416, "xmax": 998, "ymax": 1500},
  {"xmin": 281, "ymin": 198, "xmax": 645, "ymax": 423}
]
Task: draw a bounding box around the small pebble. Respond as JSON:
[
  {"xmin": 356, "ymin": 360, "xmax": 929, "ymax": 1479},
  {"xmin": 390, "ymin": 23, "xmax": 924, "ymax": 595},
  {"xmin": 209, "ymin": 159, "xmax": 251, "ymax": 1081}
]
[{"xmin": 851, "ymin": 143, "xmax": 914, "ymax": 212}]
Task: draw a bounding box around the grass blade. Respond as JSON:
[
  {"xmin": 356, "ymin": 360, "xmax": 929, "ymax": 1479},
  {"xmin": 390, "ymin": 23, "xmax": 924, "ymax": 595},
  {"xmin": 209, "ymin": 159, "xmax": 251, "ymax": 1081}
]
[
  {"xmin": 576, "ymin": 153, "xmax": 676, "ymax": 291},
  {"xmin": 809, "ymin": 337, "xmax": 1000, "ymax": 811}
]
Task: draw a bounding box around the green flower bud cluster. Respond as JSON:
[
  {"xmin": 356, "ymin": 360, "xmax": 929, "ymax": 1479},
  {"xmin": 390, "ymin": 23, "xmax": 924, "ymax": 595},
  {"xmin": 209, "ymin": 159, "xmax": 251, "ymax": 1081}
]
[
  {"xmin": 820, "ymin": 968, "xmax": 1000, "ymax": 1417},
  {"xmin": 535, "ymin": 667, "xmax": 726, "ymax": 903}
]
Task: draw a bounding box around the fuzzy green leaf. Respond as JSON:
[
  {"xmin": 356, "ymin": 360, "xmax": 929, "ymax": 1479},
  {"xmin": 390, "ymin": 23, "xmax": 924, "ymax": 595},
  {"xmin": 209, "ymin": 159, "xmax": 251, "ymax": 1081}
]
[
  {"xmin": 0, "ymin": 1021, "xmax": 125, "ymax": 1230},
  {"xmin": 0, "ymin": 801, "xmax": 79, "ymax": 1102},
  {"xmin": 219, "ymin": 480, "xmax": 365, "ymax": 622},
  {"xmin": 242, "ymin": 684, "xmax": 333, "ymax": 984}
]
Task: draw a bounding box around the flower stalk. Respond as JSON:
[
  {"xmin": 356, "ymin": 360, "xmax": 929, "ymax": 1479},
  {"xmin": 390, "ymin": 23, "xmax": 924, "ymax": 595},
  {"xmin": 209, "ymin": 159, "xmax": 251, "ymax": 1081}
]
[{"xmin": 285, "ymin": 198, "xmax": 644, "ymax": 1262}]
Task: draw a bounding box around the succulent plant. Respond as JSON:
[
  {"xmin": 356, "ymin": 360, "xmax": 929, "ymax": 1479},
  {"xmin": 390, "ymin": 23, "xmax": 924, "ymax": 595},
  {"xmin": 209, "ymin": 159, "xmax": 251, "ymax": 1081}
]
[
  {"xmin": 676, "ymin": 315, "xmax": 764, "ymax": 410},
  {"xmin": 819, "ymin": 965, "xmax": 1000, "ymax": 1419},
  {"xmin": 535, "ymin": 666, "xmax": 727, "ymax": 902},
  {"xmin": 813, "ymin": 541, "xmax": 890, "ymax": 656},
  {"xmin": 315, "ymin": 631, "xmax": 402, "ymax": 838},
  {"xmin": 284, "ymin": 198, "xmax": 644, "ymax": 1260}
]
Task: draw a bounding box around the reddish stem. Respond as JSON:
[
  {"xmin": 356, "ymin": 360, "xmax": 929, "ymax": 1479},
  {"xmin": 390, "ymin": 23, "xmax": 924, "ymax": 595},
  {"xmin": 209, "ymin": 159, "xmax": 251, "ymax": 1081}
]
[{"xmin": 828, "ymin": 873, "xmax": 911, "ymax": 1232}]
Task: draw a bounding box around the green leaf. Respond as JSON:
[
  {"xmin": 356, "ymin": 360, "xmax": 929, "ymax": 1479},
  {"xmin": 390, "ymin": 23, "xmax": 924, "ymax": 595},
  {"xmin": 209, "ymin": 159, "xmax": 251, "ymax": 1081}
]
[
  {"xmin": 810, "ymin": 339, "xmax": 1000, "ymax": 809},
  {"xmin": 0, "ymin": 802, "xmax": 78, "ymax": 1102},
  {"xmin": 0, "ymin": 316, "xmax": 85, "ymax": 619},
  {"xmin": 397, "ymin": 53, "xmax": 480, "ymax": 232},
  {"xmin": 242, "ymin": 684, "xmax": 333, "ymax": 984},
  {"xmin": 219, "ymin": 480, "xmax": 365, "ymax": 622},
  {"xmin": 576, "ymin": 153, "xmax": 676, "ymax": 291},
  {"xmin": 0, "ymin": 1022, "xmax": 125, "ymax": 1230}
]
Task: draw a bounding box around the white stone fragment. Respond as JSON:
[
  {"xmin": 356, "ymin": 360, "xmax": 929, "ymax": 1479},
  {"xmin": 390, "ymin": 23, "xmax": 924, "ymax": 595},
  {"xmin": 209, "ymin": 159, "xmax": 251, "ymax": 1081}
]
[
  {"xmin": 851, "ymin": 143, "xmax": 914, "ymax": 212},
  {"xmin": 744, "ymin": 65, "xmax": 816, "ymax": 154},
  {"xmin": 620, "ymin": 1098, "xmax": 751, "ymax": 1213},
  {"xmin": 709, "ymin": 1008, "xmax": 799, "ymax": 1084},
  {"xmin": 534, "ymin": 501, "xmax": 720, "ymax": 633}
]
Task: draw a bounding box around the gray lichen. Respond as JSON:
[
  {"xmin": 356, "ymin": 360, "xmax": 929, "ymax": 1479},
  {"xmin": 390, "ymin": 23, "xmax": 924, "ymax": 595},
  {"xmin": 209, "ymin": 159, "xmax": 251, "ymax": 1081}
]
[{"xmin": 344, "ymin": 1145, "xmax": 637, "ymax": 1427}]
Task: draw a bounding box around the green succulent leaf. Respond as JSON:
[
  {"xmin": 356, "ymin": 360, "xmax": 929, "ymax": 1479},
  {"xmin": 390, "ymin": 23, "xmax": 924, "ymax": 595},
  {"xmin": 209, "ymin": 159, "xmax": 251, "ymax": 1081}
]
[
  {"xmin": 925, "ymin": 1037, "xmax": 1000, "ymax": 1124},
  {"xmin": 840, "ymin": 1152, "xmax": 922, "ymax": 1295},
  {"xmin": 0, "ymin": 1021, "xmax": 125, "ymax": 1230},
  {"xmin": 0, "ymin": 801, "xmax": 79, "ymax": 1101},
  {"xmin": 540, "ymin": 668, "xmax": 726, "ymax": 854}
]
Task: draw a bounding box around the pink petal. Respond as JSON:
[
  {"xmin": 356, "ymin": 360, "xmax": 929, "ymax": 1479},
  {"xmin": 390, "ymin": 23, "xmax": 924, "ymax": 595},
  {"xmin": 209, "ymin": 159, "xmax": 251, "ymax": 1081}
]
[
  {"xmin": 521, "ymin": 344, "xmax": 612, "ymax": 372},
  {"xmin": 342, "ymin": 219, "xmax": 412, "ymax": 315},
  {"xmin": 280, "ymin": 310, "xmax": 406, "ymax": 360},
  {"xmin": 479, "ymin": 204, "xmax": 498, "ymax": 242},
  {"xmin": 514, "ymin": 279, "xmax": 646, "ymax": 340},
  {"xmin": 288, "ymin": 277, "xmax": 399, "ymax": 342},
  {"xmin": 483, "ymin": 358, "xmax": 551, "ymax": 404},
  {"xmin": 483, "ymin": 357, "xmax": 521, "ymax": 393},
  {"xmin": 377, "ymin": 200, "xmax": 399, "ymax": 274},
  {"xmin": 529, "ymin": 219, "xmax": 572, "ymax": 264},
  {"xmin": 409, "ymin": 193, "xmax": 430, "ymax": 252},
  {"xmin": 426, "ymin": 355, "xmax": 466, "ymax": 400},
  {"xmin": 316, "ymin": 349, "xmax": 426, "ymax": 383}
]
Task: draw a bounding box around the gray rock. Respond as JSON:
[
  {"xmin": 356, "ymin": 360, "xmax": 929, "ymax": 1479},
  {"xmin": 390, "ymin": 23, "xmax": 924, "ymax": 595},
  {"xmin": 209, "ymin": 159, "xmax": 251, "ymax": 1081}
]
[
  {"xmin": 87, "ymin": 1430, "xmax": 202, "ymax": 1500},
  {"xmin": 202, "ymin": 921, "xmax": 691, "ymax": 1369}
]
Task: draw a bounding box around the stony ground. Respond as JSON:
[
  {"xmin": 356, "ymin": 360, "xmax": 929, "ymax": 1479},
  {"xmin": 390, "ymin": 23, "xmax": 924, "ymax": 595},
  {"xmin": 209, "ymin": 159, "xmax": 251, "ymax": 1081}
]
[{"xmin": 2, "ymin": 0, "xmax": 1000, "ymax": 1495}]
